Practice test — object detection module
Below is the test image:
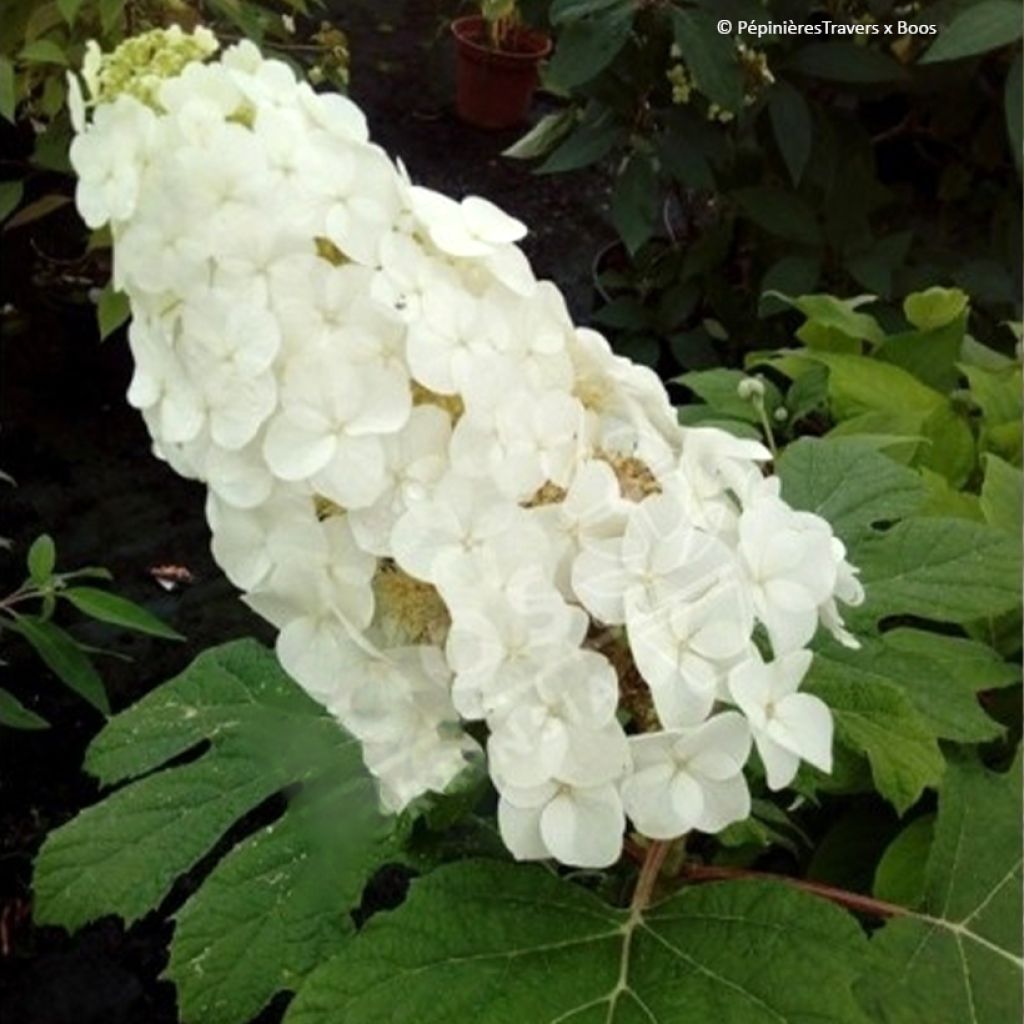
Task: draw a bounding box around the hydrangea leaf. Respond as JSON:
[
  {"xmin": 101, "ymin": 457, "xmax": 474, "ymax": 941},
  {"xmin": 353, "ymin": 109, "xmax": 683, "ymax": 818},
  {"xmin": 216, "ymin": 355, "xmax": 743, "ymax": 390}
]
[
  {"xmin": 849, "ymin": 518, "xmax": 1022, "ymax": 631},
  {"xmin": 285, "ymin": 860, "xmax": 874, "ymax": 1024},
  {"xmin": 32, "ymin": 641, "xmax": 382, "ymax": 932},
  {"xmin": 167, "ymin": 773, "xmax": 406, "ymax": 1024},
  {"xmin": 809, "ymin": 632, "xmax": 1011, "ymax": 746},
  {"xmin": 805, "ymin": 666, "xmax": 944, "ymax": 815},
  {"xmin": 777, "ymin": 437, "xmax": 924, "ymax": 546},
  {"xmin": 857, "ymin": 756, "xmax": 1023, "ymax": 1024}
]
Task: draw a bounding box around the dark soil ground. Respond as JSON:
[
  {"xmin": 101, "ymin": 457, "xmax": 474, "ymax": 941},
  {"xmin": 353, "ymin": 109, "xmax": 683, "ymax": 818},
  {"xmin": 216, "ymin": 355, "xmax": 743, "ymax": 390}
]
[{"xmin": 0, "ymin": 4, "xmax": 612, "ymax": 1022}]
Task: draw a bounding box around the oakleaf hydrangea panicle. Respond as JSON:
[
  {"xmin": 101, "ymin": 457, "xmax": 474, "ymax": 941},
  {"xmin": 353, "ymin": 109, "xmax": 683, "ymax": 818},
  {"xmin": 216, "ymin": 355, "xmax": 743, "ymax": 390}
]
[{"xmin": 69, "ymin": 29, "xmax": 865, "ymax": 868}]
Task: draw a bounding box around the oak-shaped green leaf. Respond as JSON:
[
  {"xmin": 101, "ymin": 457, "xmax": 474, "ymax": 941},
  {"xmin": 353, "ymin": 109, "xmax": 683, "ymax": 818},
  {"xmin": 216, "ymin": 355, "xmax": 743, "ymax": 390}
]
[
  {"xmin": 167, "ymin": 770, "xmax": 405, "ymax": 1024},
  {"xmin": 33, "ymin": 640, "xmax": 403, "ymax": 1024},
  {"xmin": 850, "ymin": 518, "xmax": 1022, "ymax": 630},
  {"xmin": 859, "ymin": 756, "xmax": 1023, "ymax": 1024},
  {"xmin": 805, "ymin": 663, "xmax": 944, "ymax": 815},
  {"xmin": 777, "ymin": 437, "xmax": 924, "ymax": 547},
  {"xmin": 285, "ymin": 860, "xmax": 873, "ymax": 1024}
]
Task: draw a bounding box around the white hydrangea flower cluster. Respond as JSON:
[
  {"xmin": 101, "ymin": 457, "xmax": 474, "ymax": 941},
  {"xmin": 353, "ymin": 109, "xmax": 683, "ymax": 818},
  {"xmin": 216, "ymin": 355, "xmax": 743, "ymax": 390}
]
[{"xmin": 69, "ymin": 30, "xmax": 865, "ymax": 869}]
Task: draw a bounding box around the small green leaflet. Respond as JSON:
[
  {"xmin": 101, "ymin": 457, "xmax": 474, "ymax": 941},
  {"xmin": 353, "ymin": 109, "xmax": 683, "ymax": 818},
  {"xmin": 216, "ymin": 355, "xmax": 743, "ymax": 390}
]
[
  {"xmin": 27, "ymin": 533, "xmax": 56, "ymax": 585},
  {"xmin": 34, "ymin": 641, "xmax": 405, "ymax": 1024},
  {"xmin": 285, "ymin": 861, "xmax": 874, "ymax": 1024},
  {"xmin": 63, "ymin": 586, "xmax": 183, "ymax": 640},
  {"xmin": 859, "ymin": 757, "xmax": 1023, "ymax": 1024},
  {"xmin": 11, "ymin": 614, "xmax": 109, "ymax": 713},
  {"xmin": 0, "ymin": 686, "xmax": 49, "ymax": 729},
  {"xmin": 97, "ymin": 283, "xmax": 131, "ymax": 340}
]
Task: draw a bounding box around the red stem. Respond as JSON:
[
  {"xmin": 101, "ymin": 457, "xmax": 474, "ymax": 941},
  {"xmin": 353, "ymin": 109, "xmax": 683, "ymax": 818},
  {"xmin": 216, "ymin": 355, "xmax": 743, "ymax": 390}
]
[{"xmin": 677, "ymin": 862, "xmax": 908, "ymax": 919}]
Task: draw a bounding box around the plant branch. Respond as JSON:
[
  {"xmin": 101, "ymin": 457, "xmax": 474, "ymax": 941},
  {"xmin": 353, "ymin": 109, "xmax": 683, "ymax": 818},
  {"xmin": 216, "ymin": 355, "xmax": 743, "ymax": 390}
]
[
  {"xmin": 677, "ymin": 862, "xmax": 908, "ymax": 919},
  {"xmin": 631, "ymin": 840, "xmax": 671, "ymax": 912}
]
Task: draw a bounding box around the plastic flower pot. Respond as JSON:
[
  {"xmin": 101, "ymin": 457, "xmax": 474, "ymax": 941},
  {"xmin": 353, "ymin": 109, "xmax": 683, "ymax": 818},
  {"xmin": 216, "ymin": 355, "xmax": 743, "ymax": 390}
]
[{"xmin": 451, "ymin": 15, "xmax": 552, "ymax": 131}]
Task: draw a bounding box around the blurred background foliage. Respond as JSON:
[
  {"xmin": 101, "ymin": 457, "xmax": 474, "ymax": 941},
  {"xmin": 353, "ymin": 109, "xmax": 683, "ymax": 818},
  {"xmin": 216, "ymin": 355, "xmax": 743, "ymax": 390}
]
[{"xmin": 506, "ymin": 0, "xmax": 1022, "ymax": 371}]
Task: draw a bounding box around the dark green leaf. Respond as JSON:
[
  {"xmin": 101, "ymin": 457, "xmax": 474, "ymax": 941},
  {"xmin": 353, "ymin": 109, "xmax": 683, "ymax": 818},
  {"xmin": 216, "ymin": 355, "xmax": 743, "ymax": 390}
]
[
  {"xmin": 63, "ymin": 586, "xmax": 182, "ymax": 640},
  {"xmin": 0, "ymin": 181, "xmax": 23, "ymax": 223},
  {"xmin": 1005, "ymin": 53, "xmax": 1022, "ymax": 166},
  {"xmin": 851, "ymin": 518, "xmax": 1022, "ymax": 630},
  {"xmin": 672, "ymin": 9, "xmax": 743, "ymax": 112},
  {"xmin": 777, "ymin": 436, "xmax": 924, "ymax": 546},
  {"xmin": 34, "ymin": 642, "xmax": 358, "ymax": 929},
  {"xmin": 536, "ymin": 108, "xmax": 625, "ymax": 173},
  {"xmin": 758, "ymin": 256, "xmax": 821, "ymax": 316},
  {"xmin": 859, "ymin": 757, "xmax": 1022, "ymax": 1024},
  {"xmin": 921, "ymin": 0, "xmax": 1023, "ymax": 64},
  {"xmin": 611, "ymin": 152, "xmax": 658, "ymax": 254},
  {"xmin": 807, "ymin": 663, "xmax": 945, "ymax": 814},
  {"xmin": 546, "ymin": 8, "xmax": 632, "ymax": 91},
  {"xmin": 789, "ymin": 42, "xmax": 909, "ymax": 83},
  {"xmin": 769, "ymin": 81, "xmax": 812, "ymax": 185},
  {"xmin": 286, "ymin": 861, "xmax": 873, "ymax": 1024},
  {"xmin": 10, "ymin": 615, "xmax": 109, "ymax": 713},
  {"xmin": 873, "ymin": 815, "xmax": 934, "ymax": 907},
  {"xmin": 734, "ymin": 187, "xmax": 822, "ymax": 244},
  {"xmin": 0, "ymin": 687, "xmax": 50, "ymax": 730}
]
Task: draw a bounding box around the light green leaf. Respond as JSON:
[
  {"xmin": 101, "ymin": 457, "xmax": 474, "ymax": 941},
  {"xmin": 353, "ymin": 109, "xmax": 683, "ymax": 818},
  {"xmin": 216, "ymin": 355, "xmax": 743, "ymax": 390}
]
[
  {"xmin": 851, "ymin": 518, "xmax": 1022, "ymax": 630},
  {"xmin": 769, "ymin": 80, "xmax": 812, "ymax": 185},
  {"xmin": 0, "ymin": 57, "xmax": 16, "ymax": 122},
  {"xmin": 97, "ymin": 282, "xmax": 131, "ymax": 340},
  {"xmin": 979, "ymin": 453, "xmax": 1022, "ymax": 536},
  {"xmin": 19, "ymin": 39, "xmax": 69, "ymax": 66},
  {"xmin": 777, "ymin": 437, "xmax": 924, "ymax": 546},
  {"xmin": 672, "ymin": 8, "xmax": 743, "ymax": 112},
  {"xmin": 0, "ymin": 687, "xmax": 50, "ymax": 730},
  {"xmin": 903, "ymin": 287, "xmax": 970, "ymax": 331},
  {"xmin": 772, "ymin": 292, "xmax": 885, "ymax": 348},
  {"xmin": 678, "ymin": 368, "xmax": 780, "ymax": 424},
  {"xmin": 285, "ymin": 861, "xmax": 873, "ymax": 1024},
  {"xmin": 734, "ymin": 187, "xmax": 822, "ymax": 245},
  {"xmin": 920, "ymin": 0, "xmax": 1023, "ymax": 64},
  {"xmin": 611, "ymin": 151, "xmax": 658, "ymax": 254},
  {"xmin": 33, "ymin": 642, "xmax": 364, "ymax": 933},
  {"xmin": 859, "ymin": 757, "xmax": 1022, "ymax": 1024},
  {"xmin": 62, "ymin": 586, "xmax": 183, "ymax": 640},
  {"xmin": 10, "ymin": 614, "xmax": 109, "ymax": 713},
  {"xmin": 917, "ymin": 467, "xmax": 984, "ymax": 521},
  {"xmin": 0, "ymin": 180, "xmax": 24, "ymax": 222},
  {"xmin": 503, "ymin": 109, "xmax": 576, "ymax": 159},
  {"xmin": 27, "ymin": 533, "xmax": 56, "ymax": 585},
  {"xmin": 873, "ymin": 815, "xmax": 934, "ymax": 907}
]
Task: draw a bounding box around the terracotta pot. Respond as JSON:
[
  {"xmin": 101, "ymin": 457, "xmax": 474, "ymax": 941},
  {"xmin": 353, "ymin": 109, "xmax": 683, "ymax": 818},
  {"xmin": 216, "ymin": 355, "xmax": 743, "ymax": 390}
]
[{"xmin": 451, "ymin": 15, "xmax": 552, "ymax": 130}]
